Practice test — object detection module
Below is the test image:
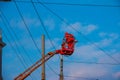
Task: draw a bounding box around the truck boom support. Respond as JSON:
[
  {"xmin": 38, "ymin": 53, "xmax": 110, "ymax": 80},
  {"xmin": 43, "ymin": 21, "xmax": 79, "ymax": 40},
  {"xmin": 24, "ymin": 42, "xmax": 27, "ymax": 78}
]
[
  {"xmin": 15, "ymin": 52, "xmax": 56, "ymax": 80},
  {"xmin": 14, "ymin": 32, "xmax": 77, "ymax": 80}
]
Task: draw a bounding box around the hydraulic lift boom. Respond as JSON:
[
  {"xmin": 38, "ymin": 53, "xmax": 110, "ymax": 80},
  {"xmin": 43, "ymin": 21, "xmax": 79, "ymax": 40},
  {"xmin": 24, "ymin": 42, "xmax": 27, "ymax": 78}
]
[
  {"xmin": 14, "ymin": 51, "xmax": 56, "ymax": 80},
  {"xmin": 15, "ymin": 32, "xmax": 77, "ymax": 80}
]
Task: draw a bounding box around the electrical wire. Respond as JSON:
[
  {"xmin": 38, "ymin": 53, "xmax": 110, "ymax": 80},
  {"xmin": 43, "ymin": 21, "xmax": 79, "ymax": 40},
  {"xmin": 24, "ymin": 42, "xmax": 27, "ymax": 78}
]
[
  {"xmin": 15, "ymin": 1, "xmax": 120, "ymax": 8},
  {"xmin": 0, "ymin": 9, "xmax": 33, "ymax": 66},
  {"xmin": 46, "ymin": 63, "xmax": 59, "ymax": 75},
  {"xmin": 37, "ymin": 1, "xmax": 120, "ymax": 64},
  {"xmin": 15, "ymin": 2, "xmax": 120, "ymax": 77},
  {"xmin": 64, "ymin": 75, "xmax": 96, "ymax": 80},
  {"xmin": 0, "ymin": 15, "xmax": 34, "ymax": 80},
  {"xmin": 13, "ymin": 2, "xmax": 58, "ymax": 76},
  {"xmin": 30, "ymin": 0, "xmax": 60, "ymax": 76},
  {"xmin": 12, "ymin": 2, "xmax": 51, "ymax": 78},
  {"xmin": 0, "ymin": 14, "xmax": 27, "ymax": 67},
  {"xmin": 0, "ymin": 10, "xmax": 40, "ymax": 80},
  {"xmin": 2, "ymin": 32, "xmax": 34, "ymax": 80},
  {"xmin": 13, "ymin": 0, "xmax": 60, "ymax": 78},
  {"xmin": 64, "ymin": 60, "xmax": 120, "ymax": 65},
  {"xmin": 31, "ymin": 0, "xmax": 57, "ymax": 50},
  {"xmin": 13, "ymin": 0, "xmax": 41, "ymax": 56},
  {"xmin": 2, "ymin": 1, "xmax": 119, "ymax": 79}
]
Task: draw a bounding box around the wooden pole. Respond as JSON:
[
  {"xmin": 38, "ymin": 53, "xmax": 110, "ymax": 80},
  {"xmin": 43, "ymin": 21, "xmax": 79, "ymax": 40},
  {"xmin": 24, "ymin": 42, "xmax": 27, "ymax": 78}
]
[
  {"xmin": 59, "ymin": 55, "xmax": 64, "ymax": 80},
  {"xmin": 41, "ymin": 35, "xmax": 46, "ymax": 80}
]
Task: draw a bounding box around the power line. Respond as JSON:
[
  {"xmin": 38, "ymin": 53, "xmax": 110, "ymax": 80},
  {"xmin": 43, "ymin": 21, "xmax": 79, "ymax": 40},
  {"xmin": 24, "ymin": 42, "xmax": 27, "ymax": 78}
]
[
  {"xmin": 31, "ymin": 0, "xmax": 61, "ymax": 65},
  {"xmin": 2, "ymin": 32, "xmax": 33, "ymax": 80},
  {"xmin": 64, "ymin": 60, "xmax": 120, "ymax": 65},
  {"xmin": 0, "ymin": 15, "xmax": 34, "ymax": 80},
  {"xmin": 34, "ymin": 0, "xmax": 61, "ymax": 60},
  {"xmin": 0, "ymin": 9, "xmax": 33, "ymax": 66},
  {"xmin": 47, "ymin": 62, "xmax": 97, "ymax": 80},
  {"xmin": 2, "ymin": 32, "xmax": 35, "ymax": 80},
  {"xmin": 14, "ymin": 1, "xmax": 120, "ymax": 8},
  {"xmin": 0, "ymin": 28, "xmax": 24, "ymax": 68},
  {"xmin": 0, "ymin": 14, "xmax": 28, "ymax": 67},
  {"xmin": 0, "ymin": 10, "xmax": 40, "ymax": 80},
  {"xmin": 30, "ymin": 0, "xmax": 57, "ymax": 50},
  {"xmin": 64, "ymin": 75, "xmax": 96, "ymax": 80},
  {"xmin": 46, "ymin": 63, "xmax": 59, "ymax": 75},
  {"xmin": 13, "ymin": 3, "xmax": 59, "ymax": 76},
  {"xmin": 11, "ymin": 2, "xmax": 50, "ymax": 78},
  {"xmin": 13, "ymin": 0, "xmax": 41, "ymax": 56},
  {"xmin": 2, "ymin": 1, "xmax": 59, "ymax": 78},
  {"xmin": 30, "ymin": 0, "xmax": 60, "ymax": 76},
  {"xmin": 37, "ymin": 1, "xmax": 120, "ymax": 64},
  {"xmin": 13, "ymin": 0, "xmax": 60, "ymax": 78},
  {"xmin": 2, "ymin": 0, "xmax": 119, "ymax": 79}
]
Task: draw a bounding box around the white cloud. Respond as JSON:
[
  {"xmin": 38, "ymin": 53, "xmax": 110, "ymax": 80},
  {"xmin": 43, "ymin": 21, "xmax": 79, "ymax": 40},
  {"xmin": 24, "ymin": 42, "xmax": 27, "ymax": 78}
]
[
  {"xmin": 45, "ymin": 37, "xmax": 61, "ymax": 51},
  {"xmin": 98, "ymin": 38, "xmax": 113, "ymax": 47},
  {"xmin": 10, "ymin": 18, "xmax": 23, "ymax": 28},
  {"xmin": 99, "ymin": 32, "xmax": 119, "ymax": 39},
  {"xmin": 10, "ymin": 17, "xmax": 41, "ymax": 29},
  {"xmin": 109, "ymin": 33, "xmax": 119, "ymax": 39},
  {"xmin": 65, "ymin": 64, "xmax": 109, "ymax": 79},
  {"xmin": 71, "ymin": 43, "xmax": 117, "ymax": 63},
  {"xmin": 112, "ymin": 52, "xmax": 120, "ymax": 62},
  {"xmin": 60, "ymin": 22, "xmax": 80, "ymax": 35},
  {"xmin": 63, "ymin": 43, "xmax": 119, "ymax": 80},
  {"xmin": 114, "ymin": 72, "xmax": 120, "ymax": 79},
  {"xmin": 44, "ymin": 18, "xmax": 55, "ymax": 31},
  {"xmin": 10, "ymin": 17, "xmax": 56, "ymax": 31},
  {"xmin": 74, "ymin": 45, "xmax": 102, "ymax": 59},
  {"xmin": 61, "ymin": 22, "xmax": 97, "ymax": 35},
  {"xmin": 25, "ymin": 17, "xmax": 41, "ymax": 27},
  {"xmin": 97, "ymin": 33, "xmax": 119, "ymax": 47},
  {"xmin": 84, "ymin": 24, "xmax": 97, "ymax": 34},
  {"xmin": 99, "ymin": 32, "xmax": 107, "ymax": 37},
  {"xmin": 62, "ymin": 32, "xmax": 120, "ymax": 79}
]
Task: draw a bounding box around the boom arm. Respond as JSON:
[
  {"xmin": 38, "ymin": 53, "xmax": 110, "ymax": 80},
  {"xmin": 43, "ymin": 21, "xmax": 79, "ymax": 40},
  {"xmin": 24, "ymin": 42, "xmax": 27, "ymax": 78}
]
[
  {"xmin": 15, "ymin": 32, "xmax": 77, "ymax": 80},
  {"xmin": 14, "ymin": 51, "xmax": 56, "ymax": 80}
]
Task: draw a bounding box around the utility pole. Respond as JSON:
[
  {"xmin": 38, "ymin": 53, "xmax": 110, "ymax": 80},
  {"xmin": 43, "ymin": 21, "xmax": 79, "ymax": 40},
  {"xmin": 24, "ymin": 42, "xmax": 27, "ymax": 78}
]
[
  {"xmin": 0, "ymin": 30, "xmax": 6, "ymax": 80},
  {"xmin": 41, "ymin": 35, "xmax": 46, "ymax": 80},
  {"xmin": 59, "ymin": 55, "xmax": 64, "ymax": 80}
]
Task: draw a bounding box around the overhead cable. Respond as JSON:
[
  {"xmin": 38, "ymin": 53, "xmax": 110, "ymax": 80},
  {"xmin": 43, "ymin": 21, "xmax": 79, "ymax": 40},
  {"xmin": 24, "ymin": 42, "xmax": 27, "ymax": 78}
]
[
  {"xmin": 0, "ymin": 10, "xmax": 40, "ymax": 80},
  {"xmin": 37, "ymin": 1, "xmax": 120, "ymax": 64},
  {"xmin": 15, "ymin": 1, "xmax": 120, "ymax": 8},
  {"xmin": 64, "ymin": 60, "xmax": 120, "ymax": 65},
  {"xmin": 0, "ymin": 15, "xmax": 34, "ymax": 80},
  {"xmin": 13, "ymin": 0, "xmax": 41, "ymax": 56},
  {"xmin": 30, "ymin": 0, "xmax": 59, "ymax": 76}
]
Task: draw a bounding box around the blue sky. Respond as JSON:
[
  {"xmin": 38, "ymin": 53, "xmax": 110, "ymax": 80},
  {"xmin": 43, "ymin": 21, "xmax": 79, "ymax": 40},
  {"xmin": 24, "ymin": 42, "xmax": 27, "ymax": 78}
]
[{"xmin": 0, "ymin": 0, "xmax": 120, "ymax": 80}]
